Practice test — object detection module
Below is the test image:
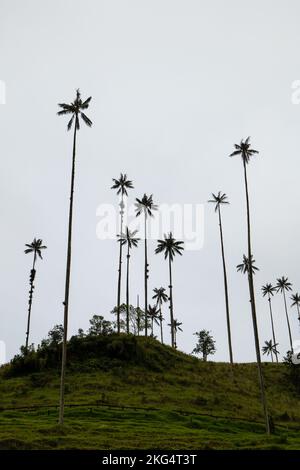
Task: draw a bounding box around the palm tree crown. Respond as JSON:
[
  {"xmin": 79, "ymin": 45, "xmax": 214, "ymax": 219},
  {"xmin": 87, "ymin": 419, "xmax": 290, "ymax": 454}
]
[
  {"xmin": 118, "ymin": 228, "xmax": 139, "ymax": 249},
  {"xmin": 208, "ymin": 191, "xmax": 229, "ymax": 212},
  {"xmin": 155, "ymin": 233, "xmax": 184, "ymax": 261},
  {"xmin": 236, "ymin": 255, "xmax": 259, "ymax": 275},
  {"xmin": 153, "ymin": 287, "xmax": 169, "ymax": 304},
  {"xmin": 135, "ymin": 194, "xmax": 158, "ymax": 217},
  {"xmin": 262, "ymin": 339, "xmax": 279, "ymax": 357},
  {"xmin": 25, "ymin": 238, "xmax": 47, "ymax": 259},
  {"xmin": 261, "ymin": 283, "xmax": 276, "ymax": 297},
  {"xmin": 57, "ymin": 89, "xmax": 92, "ymax": 130},
  {"xmin": 172, "ymin": 319, "xmax": 183, "ymax": 332},
  {"xmin": 229, "ymin": 137, "xmax": 259, "ymax": 164},
  {"xmin": 291, "ymin": 293, "xmax": 300, "ymax": 308},
  {"xmin": 111, "ymin": 173, "xmax": 134, "ymax": 196},
  {"xmin": 275, "ymin": 276, "xmax": 292, "ymax": 293}
]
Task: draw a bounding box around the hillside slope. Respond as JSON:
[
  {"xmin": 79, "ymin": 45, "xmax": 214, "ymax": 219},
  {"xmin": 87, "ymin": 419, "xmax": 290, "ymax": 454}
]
[{"xmin": 0, "ymin": 335, "xmax": 300, "ymax": 450}]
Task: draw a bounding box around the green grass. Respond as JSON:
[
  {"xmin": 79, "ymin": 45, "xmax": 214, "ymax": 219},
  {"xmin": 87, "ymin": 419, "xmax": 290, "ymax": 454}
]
[{"xmin": 0, "ymin": 335, "xmax": 300, "ymax": 449}]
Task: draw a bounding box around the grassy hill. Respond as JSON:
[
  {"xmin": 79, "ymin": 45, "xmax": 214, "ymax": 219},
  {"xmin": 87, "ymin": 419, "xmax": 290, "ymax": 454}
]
[{"xmin": 0, "ymin": 334, "xmax": 300, "ymax": 450}]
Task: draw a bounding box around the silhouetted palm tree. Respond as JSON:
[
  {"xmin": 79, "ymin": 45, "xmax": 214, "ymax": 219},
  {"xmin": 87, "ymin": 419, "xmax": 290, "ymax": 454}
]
[
  {"xmin": 148, "ymin": 304, "xmax": 160, "ymax": 336},
  {"xmin": 118, "ymin": 227, "xmax": 139, "ymax": 333},
  {"xmin": 172, "ymin": 319, "xmax": 183, "ymax": 349},
  {"xmin": 155, "ymin": 233, "xmax": 184, "ymax": 347},
  {"xmin": 24, "ymin": 238, "xmax": 47, "ymax": 352},
  {"xmin": 262, "ymin": 283, "xmax": 278, "ymax": 363},
  {"xmin": 291, "ymin": 293, "xmax": 300, "ymax": 327},
  {"xmin": 135, "ymin": 194, "xmax": 158, "ymax": 336},
  {"xmin": 262, "ymin": 340, "xmax": 279, "ymax": 363},
  {"xmin": 112, "ymin": 174, "xmax": 134, "ymax": 333},
  {"xmin": 231, "ymin": 137, "xmax": 270, "ymax": 435},
  {"xmin": 152, "ymin": 287, "xmax": 168, "ymax": 344},
  {"xmin": 57, "ymin": 89, "xmax": 92, "ymax": 425},
  {"xmin": 208, "ymin": 192, "xmax": 233, "ymax": 363},
  {"xmin": 276, "ymin": 277, "xmax": 293, "ymax": 352}
]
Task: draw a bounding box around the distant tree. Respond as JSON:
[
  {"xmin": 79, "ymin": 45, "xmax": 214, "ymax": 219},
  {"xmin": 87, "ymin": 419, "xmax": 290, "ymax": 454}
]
[
  {"xmin": 208, "ymin": 192, "xmax": 233, "ymax": 364},
  {"xmin": 111, "ymin": 174, "xmax": 134, "ymax": 333},
  {"xmin": 192, "ymin": 330, "xmax": 216, "ymax": 362},
  {"xmin": 135, "ymin": 194, "xmax": 158, "ymax": 336},
  {"xmin": 24, "ymin": 238, "xmax": 47, "ymax": 352},
  {"xmin": 148, "ymin": 304, "xmax": 160, "ymax": 336},
  {"xmin": 77, "ymin": 328, "xmax": 85, "ymax": 338},
  {"xmin": 172, "ymin": 319, "xmax": 183, "ymax": 349},
  {"xmin": 155, "ymin": 233, "xmax": 184, "ymax": 347},
  {"xmin": 262, "ymin": 339, "xmax": 279, "ymax": 363},
  {"xmin": 88, "ymin": 315, "xmax": 113, "ymax": 336},
  {"xmin": 152, "ymin": 287, "xmax": 168, "ymax": 344},
  {"xmin": 291, "ymin": 293, "xmax": 300, "ymax": 328},
  {"xmin": 276, "ymin": 277, "xmax": 293, "ymax": 352},
  {"xmin": 262, "ymin": 283, "xmax": 279, "ymax": 363},
  {"xmin": 57, "ymin": 89, "xmax": 92, "ymax": 425}
]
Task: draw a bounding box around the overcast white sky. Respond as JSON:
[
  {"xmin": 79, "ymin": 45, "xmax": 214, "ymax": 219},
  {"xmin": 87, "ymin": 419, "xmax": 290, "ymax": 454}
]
[{"xmin": 1, "ymin": 0, "xmax": 300, "ymax": 362}]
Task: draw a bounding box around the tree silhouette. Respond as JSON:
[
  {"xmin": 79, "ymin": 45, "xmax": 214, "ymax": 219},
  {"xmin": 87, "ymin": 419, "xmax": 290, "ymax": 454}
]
[
  {"xmin": 262, "ymin": 283, "xmax": 279, "ymax": 363},
  {"xmin": 208, "ymin": 192, "xmax": 233, "ymax": 363},
  {"xmin": 111, "ymin": 174, "xmax": 134, "ymax": 333},
  {"xmin": 152, "ymin": 287, "xmax": 168, "ymax": 344},
  {"xmin": 135, "ymin": 194, "xmax": 158, "ymax": 336},
  {"xmin": 276, "ymin": 277, "xmax": 293, "ymax": 352},
  {"xmin": 57, "ymin": 89, "xmax": 92, "ymax": 425},
  {"xmin": 148, "ymin": 304, "xmax": 160, "ymax": 336},
  {"xmin": 155, "ymin": 233, "xmax": 184, "ymax": 347},
  {"xmin": 172, "ymin": 319, "xmax": 183, "ymax": 349},
  {"xmin": 291, "ymin": 293, "xmax": 300, "ymax": 327},
  {"xmin": 24, "ymin": 238, "xmax": 47, "ymax": 352},
  {"xmin": 230, "ymin": 137, "xmax": 270, "ymax": 435},
  {"xmin": 193, "ymin": 330, "xmax": 216, "ymax": 362},
  {"xmin": 262, "ymin": 340, "xmax": 279, "ymax": 363},
  {"xmin": 118, "ymin": 227, "xmax": 139, "ymax": 333}
]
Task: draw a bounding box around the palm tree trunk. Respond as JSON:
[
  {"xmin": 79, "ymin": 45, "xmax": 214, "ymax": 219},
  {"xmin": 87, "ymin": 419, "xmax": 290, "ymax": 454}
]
[
  {"xmin": 116, "ymin": 195, "xmax": 124, "ymax": 334},
  {"xmin": 59, "ymin": 122, "xmax": 77, "ymax": 426},
  {"xmin": 137, "ymin": 295, "xmax": 140, "ymax": 336},
  {"xmin": 168, "ymin": 254, "xmax": 175, "ymax": 348},
  {"xmin": 144, "ymin": 215, "xmax": 148, "ymax": 336},
  {"xmin": 126, "ymin": 244, "xmax": 130, "ymax": 334},
  {"xmin": 218, "ymin": 207, "xmax": 233, "ymax": 364},
  {"xmin": 25, "ymin": 252, "xmax": 37, "ymax": 352},
  {"xmin": 297, "ymin": 304, "xmax": 300, "ymax": 328},
  {"xmin": 160, "ymin": 304, "xmax": 164, "ymax": 344},
  {"xmin": 283, "ymin": 290, "xmax": 293, "ymax": 352},
  {"xmin": 243, "ymin": 160, "xmax": 270, "ymax": 435},
  {"xmin": 268, "ymin": 294, "xmax": 278, "ymax": 363}
]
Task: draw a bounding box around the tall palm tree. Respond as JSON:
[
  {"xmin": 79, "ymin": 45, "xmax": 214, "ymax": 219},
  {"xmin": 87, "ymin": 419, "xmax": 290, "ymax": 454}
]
[
  {"xmin": 24, "ymin": 238, "xmax": 47, "ymax": 351},
  {"xmin": 155, "ymin": 233, "xmax": 184, "ymax": 348},
  {"xmin": 208, "ymin": 191, "xmax": 233, "ymax": 364},
  {"xmin": 262, "ymin": 340, "xmax": 279, "ymax": 363},
  {"xmin": 231, "ymin": 137, "xmax": 270, "ymax": 435},
  {"xmin": 152, "ymin": 287, "xmax": 168, "ymax": 344},
  {"xmin": 276, "ymin": 277, "xmax": 293, "ymax": 352},
  {"xmin": 291, "ymin": 293, "xmax": 300, "ymax": 327},
  {"xmin": 112, "ymin": 174, "xmax": 134, "ymax": 333},
  {"xmin": 135, "ymin": 194, "xmax": 158, "ymax": 336},
  {"xmin": 57, "ymin": 89, "xmax": 92, "ymax": 425},
  {"xmin": 262, "ymin": 283, "xmax": 278, "ymax": 363},
  {"xmin": 148, "ymin": 304, "xmax": 160, "ymax": 336},
  {"xmin": 118, "ymin": 227, "xmax": 139, "ymax": 333},
  {"xmin": 172, "ymin": 319, "xmax": 183, "ymax": 349}
]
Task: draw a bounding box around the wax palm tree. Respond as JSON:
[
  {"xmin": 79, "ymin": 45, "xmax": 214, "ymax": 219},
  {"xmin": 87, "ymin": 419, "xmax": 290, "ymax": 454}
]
[
  {"xmin": 118, "ymin": 227, "xmax": 139, "ymax": 333},
  {"xmin": 152, "ymin": 287, "xmax": 168, "ymax": 344},
  {"xmin": 230, "ymin": 137, "xmax": 270, "ymax": 435},
  {"xmin": 208, "ymin": 191, "xmax": 233, "ymax": 363},
  {"xmin": 172, "ymin": 319, "xmax": 183, "ymax": 349},
  {"xmin": 112, "ymin": 174, "xmax": 134, "ymax": 333},
  {"xmin": 262, "ymin": 340, "xmax": 279, "ymax": 363},
  {"xmin": 148, "ymin": 304, "xmax": 160, "ymax": 336},
  {"xmin": 57, "ymin": 89, "xmax": 92, "ymax": 425},
  {"xmin": 135, "ymin": 194, "xmax": 158, "ymax": 336},
  {"xmin": 276, "ymin": 277, "xmax": 293, "ymax": 352},
  {"xmin": 24, "ymin": 238, "xmax": 47, "ymax": 352},
  {"xmin": 262, "ymin": 283, "xmax": 278, "ymax": 363},
  {"xmin": 155, "ymin": 233, "xmax": 184, "ymax": 348},
  {"xmin": 291, "ymin": 293, "xmax": 300, "ymax": 326}
]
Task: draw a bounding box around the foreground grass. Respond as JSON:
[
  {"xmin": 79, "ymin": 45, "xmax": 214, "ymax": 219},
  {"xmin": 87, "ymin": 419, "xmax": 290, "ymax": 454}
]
[{"xmin": 0, "ymin": 336, "xmax": 300, "ymax": 449}]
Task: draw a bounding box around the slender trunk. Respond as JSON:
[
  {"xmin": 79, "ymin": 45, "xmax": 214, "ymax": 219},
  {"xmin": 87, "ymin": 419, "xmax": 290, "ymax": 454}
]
[
  {"xmin": 144, "ymin": 215, "xmax": 148, "ymax": 336},
  {"xmin": 243, "ymin": 160, "xmax": 270, "ymax": 435},
  {"xmin": 116, "ymin": 195, "xmax": 124, "ymax": 333},
  {"xmin": 283, "ymin": 290, "xmax": 293, "ymax": 352},
  {"xmin": 268, "ymin": 294, "xmax": 278, "ymax": 363},
  {"xmin": 137, "ymin": 295, "xmax": 140, "ymax": 336},
  {"xmin": 59, "ymin": 123, "xmax": 77, "ymax": 426},
  {"xmin": 270, "ymin": 350, "xmax": 274, "ymax": 363},
  {"xmin": 297, "ymin": 304, "xmax": 300, "ymax": 328},
  {"xmin": 126, "ymin": 244, "xmax": 130, "ymax": 334},
  {"xmin": 160, "ymin": 304, "xmax": 164, "ymax": 344},
  {"xmin": 168, "ymin": 254, "xmax": 175, "ymax": 348},
  {"xmin": 218, "ymin": 207, "xmax": 233, "ymax": 364},
  {"xmin": 25, "ymin": 252, "xmax": 37, "ymax": 352}
]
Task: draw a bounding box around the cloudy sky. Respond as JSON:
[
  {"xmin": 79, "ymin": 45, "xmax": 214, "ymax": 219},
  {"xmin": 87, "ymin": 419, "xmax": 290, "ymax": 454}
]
[{"xmin": 1, "ymin": 0, "xmax": 300, "ymax": 363}]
